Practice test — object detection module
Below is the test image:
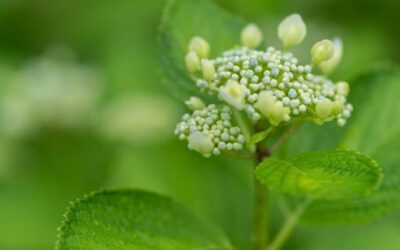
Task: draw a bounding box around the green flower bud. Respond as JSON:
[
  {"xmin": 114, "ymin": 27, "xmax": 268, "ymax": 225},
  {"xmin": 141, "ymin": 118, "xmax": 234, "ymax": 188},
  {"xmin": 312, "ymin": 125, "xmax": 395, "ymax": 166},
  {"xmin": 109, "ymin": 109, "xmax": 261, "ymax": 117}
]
[
  {"xmin": 189, "ymin": 36, "xmax": 210, "ymax": 58},
  {"xmin": 185, "ymin": 51, "xmax": 201, "ymax": 73},
  {"xmin": 315, "ymin": 99, "xmax": 334, "ymax": 123},
  {"xmin": 201, "ymin": 59, "xmax": 215, "ymax": 82},
  {"xmin": 278, "ymin": 13, "xmax": 307, "ymax": 49},
  {"xmin": 255, "ymin": 91, "xmax": 290, "ymax": 126},
  {"xmin": 311, "ymin": 39, "xmax": 335, "ymax": 66},
  {"xmin": 320, "ymin": 38, "xmax": 343, "ymax": 75},
  {"xmin": 185, "ymin": 96, "xmax": 206, "ymax": 111},
  {"xmin": 241, "ymin": 24, "xmax": 263, "ymax": 49}
]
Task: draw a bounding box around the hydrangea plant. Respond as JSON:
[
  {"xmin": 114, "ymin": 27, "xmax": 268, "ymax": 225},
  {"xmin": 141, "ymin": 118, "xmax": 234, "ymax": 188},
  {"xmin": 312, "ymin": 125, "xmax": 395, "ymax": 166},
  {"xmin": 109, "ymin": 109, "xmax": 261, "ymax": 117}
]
[{"xmin": 55, "ymin": 0, "xmax": 400, "ymax": 250}]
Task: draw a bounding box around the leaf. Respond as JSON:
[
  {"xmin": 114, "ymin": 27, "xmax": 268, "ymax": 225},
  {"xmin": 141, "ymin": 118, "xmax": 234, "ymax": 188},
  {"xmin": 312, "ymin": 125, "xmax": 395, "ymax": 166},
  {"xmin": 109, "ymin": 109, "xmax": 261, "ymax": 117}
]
[
  {"xmin": 298, "ymin": 64, "xmax": 400, "ymax": 224},
  {"xmin": 56, "ymin": 190, "xmax": 233, "ymax": 250},
  {"xmin": 256, "ymin": 150, "xmax": 382, "ymax": 200},
  {"xmin": 281, "ymin": 64, "xmax": 400, "ymax": 224},
  {"xmin": 159, "ymin": 0, "xmax": 245, "ymax": 101},
  {"xmin": 248, "ymin": 128, "xmax": 275, "ymax": 146}
]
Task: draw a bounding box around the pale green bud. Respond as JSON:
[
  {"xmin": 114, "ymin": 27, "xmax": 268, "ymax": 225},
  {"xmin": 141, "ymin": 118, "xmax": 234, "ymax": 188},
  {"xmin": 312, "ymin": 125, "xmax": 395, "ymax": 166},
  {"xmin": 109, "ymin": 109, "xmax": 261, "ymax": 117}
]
[
  {"xmin": 336, "ymin": 81, "xmax": 349, "ymax": 96},
  {"xmin": 320, "ymin": 38, "xmax": 343, "ymax": 75},
  {"xmin": 185, "ymin": 96, "xmax": 206, "ymax": 111},
  {"xmin": 185, "ymin": 51, "xmax": 201, "ymax": 73},
  {"xmin": 241, "ymin": 24, "xmax": 263, "ymax": 49},
  {"xmin": 315, "ymin": 99, "xmax": 334, "ymax": 122},
  {"xmin": 201, "ymin": 59, "xmax": 215, "ymax": 82},
  {"xmin": 218, "ymin": 80, "xmax": 246, "ymax": 110},
  {"xmin": 311, "ymin": 39, "xmax": 335, "ymax": 66},
  {"xmin": 189, "ymin": 36, "xmax": 210, "ymax": 58},
  {"xmin": 255, "ymin": 91, "xmax": 290, "ymax": 126},
  {"xmin": 188, "ymin": 132, "xmax": 214, "ymax": 157},
  {"xmin": 278, "ymin": 13, "xmax": 307, "ymax": 49}
]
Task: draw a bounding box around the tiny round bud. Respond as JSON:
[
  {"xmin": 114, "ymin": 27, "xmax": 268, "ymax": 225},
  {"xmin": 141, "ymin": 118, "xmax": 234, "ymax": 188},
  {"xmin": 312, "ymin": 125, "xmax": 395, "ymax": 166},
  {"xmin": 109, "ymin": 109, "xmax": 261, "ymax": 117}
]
[
  {"xmin": 201, "ymin": 59, "xmax": 215, "ymax": 82},
  {"xmin": 219, "ymin": 80, "xmax": 246, "ymax": 110},
  {"xmin": 241, "ymin": 24, "xmax": 263, "ymax": 49},
  {"xmin": 185, "ymin": 51, "xmax": 201, "ymax": 73},
  {"xmin": 278, "ymin": 13, "xmax": 307, "ymax": 49},
  {"xmin": 311, "ymin": 39, "xmax": 335, "ymax": 66},
  {"xmin": 185, "ymin": 97, "xmax": 206, "ymax": 111},
  {"xmin": 320, "ymin": 38, "xmax": 343, "ymax": 75},
  {"xmin": 189, "ymin": 36, "xmax": 210, "ymax": 58}
]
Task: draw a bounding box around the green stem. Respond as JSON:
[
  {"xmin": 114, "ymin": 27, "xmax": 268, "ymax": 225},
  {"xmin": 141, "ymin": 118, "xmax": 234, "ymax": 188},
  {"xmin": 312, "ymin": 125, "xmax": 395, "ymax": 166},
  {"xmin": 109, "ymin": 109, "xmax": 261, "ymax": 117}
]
[
  {"xmin": 253, "ymin": 171, "xmax": 269, "ymax": 250},
  {"xmin": 267, "ymin": 199, "xmax": 313, "ymax": 250},
  {"xmin": 253, "ymin": 125, "xmax": 271, "ymax": 250}
]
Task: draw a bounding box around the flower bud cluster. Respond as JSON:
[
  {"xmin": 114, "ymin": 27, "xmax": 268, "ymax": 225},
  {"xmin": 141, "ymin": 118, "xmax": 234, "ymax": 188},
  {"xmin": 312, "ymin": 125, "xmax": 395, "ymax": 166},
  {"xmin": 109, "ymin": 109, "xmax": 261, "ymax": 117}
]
[
  {"xmin": 174, "ymin": 104, "xmax": 246, "ymax": 157},
  {"xmin": 192, "ymin": 46, "xmax": 352, "ymax": 126},
  {"xmin": 179, "ymin": 13, "xmax": 353, "ymax": 157}
]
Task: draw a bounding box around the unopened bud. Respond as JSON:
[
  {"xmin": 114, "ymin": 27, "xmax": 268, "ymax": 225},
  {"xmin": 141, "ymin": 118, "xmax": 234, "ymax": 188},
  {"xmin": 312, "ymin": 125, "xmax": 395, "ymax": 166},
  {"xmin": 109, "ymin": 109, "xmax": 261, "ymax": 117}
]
[
  {"xmin": 320, "ymin": 38, "xmax": 343, "ymax": 75},
  {"xmin": 315, "ymin": 99, "xmax": 334, "ymax": 122},
  {"xmin": 201, "ymin": 59, "xmax": 215, "ymax": 82},
  {"xmin": 185, "ymin": 97, "xmax": 206, "ymax": 111},
  {"xmin": 278, "ymin": 13, "xmax": 307, "ymax": 49},
  {"xmin": 241, "ymin": 24, "xmax": 263, "ymax": 49},
  {"xmin": 185, "ymin": 51, "xmax": 201, "ymax": 73},
  {"xmin": 311, "ymin": 39, "xmax": 334, "ymax": 66},
  {"xmin": 255, "ymin": 91, "xmax": 290, "ymax": 126},
  {"xmin": 189, "ymin": 36, "xmax": 210, "ymax": 58}
]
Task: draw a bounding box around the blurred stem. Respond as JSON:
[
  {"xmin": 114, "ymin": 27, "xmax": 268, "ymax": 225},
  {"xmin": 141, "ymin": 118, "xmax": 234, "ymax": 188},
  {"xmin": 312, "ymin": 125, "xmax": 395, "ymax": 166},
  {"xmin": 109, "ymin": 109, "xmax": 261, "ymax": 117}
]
[
  {"xmin": 253, "ymin": 124, "xmax": 271, "ymax": 250},
  {"xmin": 267, "ymin": 199, "xmax": 313, "ymax": 250}
]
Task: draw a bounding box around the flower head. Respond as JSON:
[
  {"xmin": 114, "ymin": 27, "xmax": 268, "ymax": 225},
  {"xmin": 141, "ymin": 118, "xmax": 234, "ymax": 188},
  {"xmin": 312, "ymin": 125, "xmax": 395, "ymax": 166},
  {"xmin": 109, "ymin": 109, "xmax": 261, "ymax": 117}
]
[{"xmin": 177, "ymin": 14, "xmax": 353, "ymax": 157}]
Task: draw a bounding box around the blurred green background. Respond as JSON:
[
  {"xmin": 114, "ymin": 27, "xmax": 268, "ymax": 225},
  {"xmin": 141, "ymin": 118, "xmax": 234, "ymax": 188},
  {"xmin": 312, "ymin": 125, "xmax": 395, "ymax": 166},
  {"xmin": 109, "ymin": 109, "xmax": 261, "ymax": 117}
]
[{"xmin": 0, "ymin": 0, "xmax": 399, "ymax": 249}]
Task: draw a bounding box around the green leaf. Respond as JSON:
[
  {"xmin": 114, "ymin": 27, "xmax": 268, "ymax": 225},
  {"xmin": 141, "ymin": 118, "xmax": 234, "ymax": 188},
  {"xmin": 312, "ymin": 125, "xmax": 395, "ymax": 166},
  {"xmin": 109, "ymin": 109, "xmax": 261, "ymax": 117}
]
[
  {"xmin": 159, "ymin": 0, "xmax": 245, "ymax": 101},
  {"xmin": 298, "ymin": 64, "xmax": 400, "ymax": 224},
  {"xmin": 281, "ymin": 64, "xmax": 400, "ymax": 224},
  {"xmin": 56, "ymin": 190, "xmax": 232, "ymax": 250},
  {"xmin": 256, "ymin": 150, "xmax": 382, "ymax": 200},
  {"xmin": 248, "ymin": 127, "xmax": 275, "ymax": 146}
]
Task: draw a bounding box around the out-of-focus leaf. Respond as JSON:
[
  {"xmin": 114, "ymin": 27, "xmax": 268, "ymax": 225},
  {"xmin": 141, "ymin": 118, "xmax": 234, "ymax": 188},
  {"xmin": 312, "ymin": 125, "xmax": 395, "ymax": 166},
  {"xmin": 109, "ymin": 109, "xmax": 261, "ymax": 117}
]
[
  {"xmin": 56, "ymin": 190, "xmax": 233, "ymax": 250},
  {"xmin": 256, "ymin": 150, "xmax": 381, "ymax": 200},
  {"xmin": 159, "ymin": 0, "xmax": 245, "ymax": 101}
]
